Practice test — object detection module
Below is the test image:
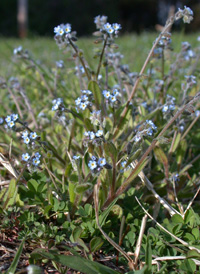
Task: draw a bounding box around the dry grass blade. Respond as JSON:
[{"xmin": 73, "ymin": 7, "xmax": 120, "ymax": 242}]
[
  {"xmin": 93, "ymin": 183, "xmax": 134, "ymax": 270},
  {"xmin": 135, "ymin": 197, "xmax": 200, "ymax": 253},
  {"xmin": 134, "ymin": 214, "xmax": 147, "ymax": 267},
  {"xmin": 184, "ymin": 185, "xmax": 200, "ymax": 216},
  {"xmin": 152, "ymin": 256, "xmax": 200, "ymax": 266},
  {"xmin": 131, "ymin": 160, "xmax": 181, "ymax": 217},
  {"xmin": 0, "ymin": 153, "xmax": 18, "ymax": 179}
]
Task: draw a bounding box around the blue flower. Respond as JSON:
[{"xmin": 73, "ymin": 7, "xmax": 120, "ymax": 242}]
[
  {"xmin": 110, "ymin": 95, "xmax": 117, "ymax": 103},
  {"xmin": 89, "ymin": 131, "xmax": 95, "ymax": 140},
  {"xmin": 96, "ymin": 130, "xmax": 103, "ymax": 137},
  {"xmin": 112, "ymin": 23, "xmax": 121, "ymax": 31},
  {"xmin": 98, "ymin": 158, "xmax": 106, "ymax": 167},
  {"xmin": 22, "ymin": 130, "xmax": 29, "ymax": 138},
  {"xmin": 0, "ymin": 118, "xmax": 3, "ymax": 124},
  {"xmin": 102, "ymin": 90, "xmax": 110, "ymax": 98},
  {"xmin": 11, "ymin": 114, "xmax": 18, "ymax": 121},
  {"xmin": 23, "ymin": 137, "xmax": 30, "ymax": 144},
  {"xmin": 7, "ymin": 121, "xmax": 15, "ymax": 128},
  {"xmin": 5, "ymin": 115, "xmax": 12, "ymax": 123},
  {"xmin": 73, "ymin": 155, "xmax": 80, "ymax": 160},
  {"xmin": 88, "ymin": 160, "xmax": 97, "ymax": 170},
  {"xmin": 30, "ymin": 132, "xmax": 38, "ymax": 140},
  {"xmin": 64, "ymin": 23, "xmax": 71, "ymax": 33},
  {"xmin": 22, "ymin": 153, "xmax": 30, "ymax": 162},
  {"xmin": 34, "ymin": 152, "xmax": 41, "ymax": 159},
  {"xmin": 32, "ymin": 157, "xmax": 40, "ymax": 166},
  {"xmin": 121, "ymin": 161, "xmax": 127, "ymax": 168}
]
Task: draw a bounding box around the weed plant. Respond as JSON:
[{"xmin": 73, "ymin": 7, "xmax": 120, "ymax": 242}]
[{"xmin": 0, "ymin": 6, "xmax": 200, "ymax": 274}]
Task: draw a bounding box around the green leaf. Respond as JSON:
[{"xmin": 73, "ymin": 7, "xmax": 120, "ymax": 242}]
[
  {"xmin": 5, "ymin": 237, "xmax": 26, "ymax": 274},
  {"xmin": 171, "ymin": 132, "xmax": 181, "ymax": 153},
  {"xmin": 28, "ymin": 179, "xmax": 38, "ymax": 192},
  {"xmin": 88, "ymin": 80, "xmax": 102, "ymax": 108},
  {"xmin": 154, "ymin": 146, "xmax": 168, "ymax": 167},
  {"xmin": 184, "ymin": 233, "xmax": 195, "ymax": 243},
  {"xmin": 104, "ymin": 142, "xmax": 118, "ymax": 162},
  {"xmin": 192, "ymin": 228, "xmax": 200, "ymax": 240},
  {"xmin": 90, "ymin": 237, "xmax": 104, "ymax": 252},
  {"xmin": 187, "ymin": 250, "xmax": 200, "ymax": 259},
  {"xmin": 72, "ymin": 227, "xmax": 83, "ymax": 241},
  {"xmin": 171, "ymin": 214, "xmax": 184, "ymax": 224},
  {"xmin": 176, "ymin": 139, "xmax": 187, "ymax": 165},
  {"xmin": 145, "ymin": 236, "xmax": 152, "ymax": 271},
  {"xmin": 35, "ymin": 249, "xmax": 120, "ymax": 274},
  {"xmin": 68, "ymin": 181, "xmax": 76, "ymax": 204},
  {"xmin": 75, "ymin": 183, "xmax": 92, "ymax": 194},
  {"xmin": 3, "ymin": 179, "xmax": 17, "ymax": 209},
  {"xmin": 99, "ymin": 198, "xmax": 118, "ymax": 227}
]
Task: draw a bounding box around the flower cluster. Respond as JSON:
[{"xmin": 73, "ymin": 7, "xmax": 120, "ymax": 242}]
[
  {"xmin": 22, "ymin": 151, "xmax": 41, "ymax": 167},
  {"xmin": 94, "ymin": 15, "xmax": 121, "ymax": 36},
  {"xmin": 56, "ymin": 60, "xmax": 64, "ymax": 69},
  {"xmin": 120, "ymin": 160, "xmax": 131, "ymax": 173},
  {"xmin": 75, "ymin": 90, "xmax": 93, "ymax": 112},
  {"xmin": 54, "ymin": 23, "xmax": 72, "ymax": 36},
  {"xmin": 133, "ymin": 120, "xmax": 157, "ymax": 142},
  {"xmin": 102, "ymin": 88, "xmax": 120, "ymax": 105},
  {"xmin": 162, "ymin": 95, "xmax": 176, "ymax": 115},
  {"xmin": 21, "ymin": 130, "xmax": 38, "ymax": 145},
  {"xmin": 54, "ymin": 23, "xmax": 77, "ymax": 49},
  {"xmin": 13, "ymin": 46, "xmax": 30, "ymax": 59},
  {"xmin": 181, "ymin": 42, "xmax": 195, "ymax": 61},
  {"xmin": 184, "ymin": 75, "xmax": 196, "ymax": 88},
  {"xmin": 5, "ymin": 114, "xmax": 19, "ymax": 128},
  {"xmin": 88, "ymin": 155, "xmax": 107, "ymax": 173},
  {"xmin": 52, "ymin": 98, "xmax": 65, "ymax": 111},
  {"xmin": 177, "ymin": 6, "xmax": 193, "ymax": 24},
  {"xmin": 89, "ymin": 110, "xmax": 102, "ymax": 126},
  {"xmin": 83, "ymin": 129, "xmax": 104, "ymax": 147}
]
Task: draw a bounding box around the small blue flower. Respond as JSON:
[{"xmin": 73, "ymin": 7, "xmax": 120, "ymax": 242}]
[
  {"xmin": 30, "ymin": 132, "xmax": 38, "ymax": 140},
  {"xmin": 102, "ymin": 90, "xmax": 110, "ymax": 98},
  {"xmin": 121, "ymin": 161, "xmax": 127, "ymax": 168},
  {"xmin": 110, "ymin": 95, "xmax": 117, "ymax": 103},
  {"xmin": 80, "ymin": 102, "xmax": 88, "ymax": 110},
  {"xmin": 162, "ymin": 105, "xmax": 169, "ymax": 113},
  {"xmin": 98, "ymin": 158, "xmax": 106, "ymax": 167},
  {"xmin": 64, "ymin": 23, "xmax": 71, "ymax": 33},
  {"xmin": 0, "ymin": 118, "xmax": 3, "ymax": 124},
  {"xmin": 22, "ymin": 130, "xmax": 29, "ymax": 138},
  {"xmin": 8, "ymin": 121, "xmax": 15, "ymax": 128},
  {"xmin": 5, "ymin": 115, "xmax": 12, "ymax": 123},
  {"xmin": 73, "ymin": 155, "xmax": 80, "ymax": 160},
  {"xmin": 88, "ymin": 160, "xmax": 97, "ymax": 170},
  {"xmin": 112, "ymin": 23, "xmax": 121, "ymax": 31},
  {"xmin": 34, "ymin": 152, "xmax": 41, "ymax": 159},
  {"xmin": 32, "ymin": 157, "xmax": 40, "ymax": 166},
  {"xmin": 22, "ymin": 153, "xmax": 30, "ymax": 162},
  {"xmin": 89, "ymin": 131, "xmax": 95, "ymax": 140},
  {"xmin": 11, "ymin": 114, "xmax": 18, "ymax": 121},
  {"xmin": 23, "ymin": 137, "xmax": 30, "ymax": 144},
  {"xmin": 75, "ymin": 97, "xmax": 81, "ymax": 106},
  {"xmin": 112, "ymin": 89, "xmax": 119, "ymax": 96},
  {"xmin": 91, "ymin": 156, "xmax": 97, "ymax": 161},
  {"xmin": 96, "ymin": 130, "xmax": 103, "ymax": 137},
  {"xmin": 147, "ymin": 128, "xmax": 153, "ymax": 136}
]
